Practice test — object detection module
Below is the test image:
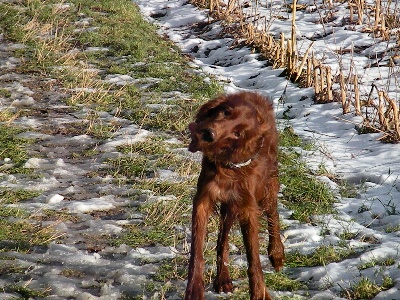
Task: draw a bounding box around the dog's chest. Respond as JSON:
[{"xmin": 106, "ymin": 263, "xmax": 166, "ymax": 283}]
[{"xmin": 207, "ymin": 174, "xmax": 252, "ymax": 204}]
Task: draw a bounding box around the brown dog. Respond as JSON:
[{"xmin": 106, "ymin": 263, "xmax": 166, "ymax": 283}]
[{"xmin": 185, "ymin": 91, "xmax": 284, "ymax": 300}]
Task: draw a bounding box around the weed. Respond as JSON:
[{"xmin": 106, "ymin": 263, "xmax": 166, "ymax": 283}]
[
  {"xmin": 340, "ymin": 276, "xmax": 394, "ymax": 299},
  {"xmin": 61, "ymin": 268, "xmax": 85, "ymax": 278},
  {"xmin": 0, "ymin": 263, "xmax": 27, "ymax": 276},
  {"xmin": 0, "ymin": 219, "xmax": 61, "ymax": 252},
  {"xmin": 4, "ymin": 284, "xmax": 51, "ymax": 298},
  {"xmin": 152, "ymin": 256, "xmax": 188, "ymax": 282},
  {"xmin": 285, "ymin": 245, "xmax": 354, "ymax": 268},
  {"xmin": 113, "ymin": 224, "xmax": 179, "ymax": 248},
  {"xmin": 339, "ymin": 181, "xmax": 359, "ymax": 198},
  {"xmin": 0, "ymin": 125, "xmax": 31, "ymax": 174},
  {"xmin": 0, "ymin": 88, "xmax": 12, "ymax": 98},
  {"xmin": 385, "ymin": 224, "xmax": 400, "ymax": 233},
  {"xmin": 265, "ymin": 272, "xmax": 306, "ymax": 291},
  {"xmin": 0, "ymin": 188, "xmax": 41, "ymax": 204},
  {"xmin": 358, "ymin": 257, "xmax": 396, "ymax": 270}
]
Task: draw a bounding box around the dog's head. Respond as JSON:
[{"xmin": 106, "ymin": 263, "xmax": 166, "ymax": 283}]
[{"xmin": 188, "ymin": 92, "xmax": 275, "ymax": 167}]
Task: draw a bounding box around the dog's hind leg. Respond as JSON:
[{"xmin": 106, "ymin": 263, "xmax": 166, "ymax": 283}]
[{"xmin": 262, "ymin": 178, "xmax": 285, "ymax": 272}]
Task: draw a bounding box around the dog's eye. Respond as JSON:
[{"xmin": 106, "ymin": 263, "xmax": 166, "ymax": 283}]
[
  {"xmin": 223, "ymin": 108, "xmax": 231, "ymax": 117},
  {"xmin": 234, "ymin": 131, "xmax": 241, "ymax": 138}
]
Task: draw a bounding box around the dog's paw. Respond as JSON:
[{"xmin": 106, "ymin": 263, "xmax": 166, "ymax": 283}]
[
  {"xmin": 250, "ymin": 283, "xmax": 273, "ymax": 300},
  {"xmin": 185, "ymin": 281, "xmax": 205, "ymax": 300},
  {"xmin": 251, "ymin": 291, "xmax": 273, "ymax": 300},
  {"xmin": 268, "ymin": 240, "xmax": 285, "ymax": 271},
  {"xmin": 213, "ymin": 277, "xmax": 233, "ymax": 293},
  {"xmin": 185, "ymin": 289, "xmax": 204, "ymax": 300}
]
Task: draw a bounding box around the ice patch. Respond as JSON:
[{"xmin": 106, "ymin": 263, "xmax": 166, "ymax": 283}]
[
  {"xmin": 47, "ymin": 194, "xmax": 64, "ymax": 204},
  {"xmin": 127, "ymin": 246, "xmax": 176, "ymax": 262},
  {"xmin": 11, "ymin": 96, "xmax": 35, "ymax": 107},
  {"xmin": 66, "ymin": 196, "xmax": 116, "ymax": 213},
  {"xmin": 99, "ymin": 128, "xmax": 151, "ymax": 152},
  {"xmin": 104, "ymin": 74, "xmax": 135, "ymax": 85}
]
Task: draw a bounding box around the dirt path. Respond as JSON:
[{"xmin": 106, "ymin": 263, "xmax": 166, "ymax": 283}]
[{"xmin": 0, "ymin": 28, "xmax": 185, "ymax": 298}]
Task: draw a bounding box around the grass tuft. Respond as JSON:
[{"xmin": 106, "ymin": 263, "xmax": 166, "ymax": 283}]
[
  {"xmin": 279, "ymin": 126, "xmax": 336, "ymax": 222},
  {"xmin": 340, "ymin": 276, "xmax": 394, "ymax": 300},
  {"xmin": 0, "ymin": 219, "xmax": 62, "ymax": 252},
  {"xmin": 0, "ymin": 125, "xmax": 32, "ymax": 174},
  {"xmin": 285, "ymin": 245, "xmax": 354, "ymax": 268},
  {"xmin": 0, "ymin": 188, "xmax": 41, "ymax": 204}
]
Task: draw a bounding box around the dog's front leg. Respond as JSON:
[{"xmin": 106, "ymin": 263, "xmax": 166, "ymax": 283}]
[
  {"xmin": 213, "ymin": 202, "xmax": 234, "ymax": 293},
  {"xmin": 185, "ymin": 193, "xmax": 212, "ymax": 300},
  {"xmin": 240, "ymin": 207, "xmax": 273, "ymax": 300}
]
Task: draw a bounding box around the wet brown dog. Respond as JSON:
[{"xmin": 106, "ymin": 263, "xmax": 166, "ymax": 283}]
[{"xmin": 185, "ymin": 92, "xmax": 284, "ymax": 300}]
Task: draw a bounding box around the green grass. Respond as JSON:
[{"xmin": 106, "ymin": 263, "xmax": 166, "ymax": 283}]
[
  {"xmin": 152, "ymin": 257, "xmax": 187, "ymax": 282},
  {"xmin": 110, "ymin": 138, "xmax": 199, "ymax": 190},
  {"xmin": 114, "ymin": 225, "xmax": 180, "ymax": 248},
  {"xmin": 0, "ymin": 188, "xmax": 41, "ymax": 204},
  {"xmin": 0, "ymin": 123, "xmax": 54, "ymax": 252},
  {"xmin": 0, "ymin": 206, "xmax": 28, "ymax": 219},
  {"xmin": 285, "ymin": 245, "xmax": 354, "ymax": 268},
  {"xmin": 0, "ymin": 259, "xmax": 27, "ymax": 276},
  {"xmin": 74, "ymin": 0, "xmax": 222, "ymax": 120},
  {"xmin": 340, "ymin": 276, "xmax": 394, "ymax": 300},
  {"xmin": 117, "ymin": 138, "xmax": 169, "ymax": 156},
  {"xmin": 385, "ymin": 224, "xmax": 400, "ymax": 233},
  {"xmin": 3, "ymin": 284, "xmax": 50, "ymax": 298},
  {"xmin": 0, "ymin": 125, "xmax": 32, "ymax": 174},
  {"xmin": 0, "ymin": 193, "xmax": 59, "ymax": 252},
  {"xmin": 0, "ymin": 3, "xmax": 26, "ymax": 42},
  {"xmin": 279, "ymin": 126, "xmax": 337, "ymax": 222},
  {"xmin": 358, "ymin": 257, "xmax": 396, "ymax": 270},
  {"xmin": 0, "ymin": 88, "xmax": 12, "ymax": 98},
  {"xmin": 265, "ymin": 272, "xmax": 306, "ymax": 291},
  {"xmin": 0, "ymin": 0, "xmax": 221, "ymax": 114},
  {"xmin": 150, "ymin": 257, "xmax": 304, "ymax": 298},
  {"xmin": 0, "ymin": 218, "xmax": 59, "ymax": 252}
]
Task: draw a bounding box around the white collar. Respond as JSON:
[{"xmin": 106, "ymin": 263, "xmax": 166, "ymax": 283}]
[
  {"xmin": 228, "ymin": 158, "xmax": 252, "ymax": 168},
  {"xmin": 225, "ymin": 137, "xmax": 263, "ymax": 169}
]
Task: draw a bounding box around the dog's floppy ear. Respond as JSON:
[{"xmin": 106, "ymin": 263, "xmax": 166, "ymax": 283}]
[
  {"xmin": 195, "ymin": 95, "xmax": 227, "ymax": 121},
  {"xmin": 256, "ymin": 110, "xmax": 273, "ymax": 134},
  {"xmin": 257, "ymin": 112, "xmax": 265, "ymax": 125},
  {"xmin": 247, "ymin": 93, "xmax": 275, "ymax": 133}
]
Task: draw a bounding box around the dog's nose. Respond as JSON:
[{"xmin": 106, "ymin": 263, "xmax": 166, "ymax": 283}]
[{"xmin": 201, "ymin": 128, "xmax": 215, "ymax": 142}]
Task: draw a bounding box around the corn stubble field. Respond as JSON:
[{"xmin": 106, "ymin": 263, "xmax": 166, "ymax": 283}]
[
  {"xmin": 0, "ymin": 0, "xmax": 399, "ymax": 299},
  {"xmin": 197, "ymin": 0, "xmax": 400, "ymax": 142}
]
